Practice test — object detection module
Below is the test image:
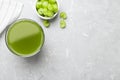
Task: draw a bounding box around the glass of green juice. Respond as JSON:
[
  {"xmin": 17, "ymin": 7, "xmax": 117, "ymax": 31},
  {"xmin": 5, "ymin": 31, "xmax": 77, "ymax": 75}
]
[{"xmin": 5, "ymin": 19, "xmax": 45, "ymax": 57}]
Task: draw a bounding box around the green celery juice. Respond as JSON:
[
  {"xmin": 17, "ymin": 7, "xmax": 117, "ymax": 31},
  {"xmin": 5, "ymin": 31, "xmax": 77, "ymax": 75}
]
[{"xmin": 6, "ymin": 19, "xmax": 44, "ymax": 57}]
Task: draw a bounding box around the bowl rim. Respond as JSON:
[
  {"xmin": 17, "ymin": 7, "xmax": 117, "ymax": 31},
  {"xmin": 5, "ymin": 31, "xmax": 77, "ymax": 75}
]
[
  {"xmin": 34, "ymin": 0, "xmax": 59, "ymax": 20},
  {"xmin": 5, "ymin": 18, "xmax": 45, "ymax": 57}
]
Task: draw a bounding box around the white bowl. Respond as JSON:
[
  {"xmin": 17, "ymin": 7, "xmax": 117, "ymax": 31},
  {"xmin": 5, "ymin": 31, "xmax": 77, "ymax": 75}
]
[{"xmin": 34, "ymin": 0, "xmax": 59, "ymax": 20}]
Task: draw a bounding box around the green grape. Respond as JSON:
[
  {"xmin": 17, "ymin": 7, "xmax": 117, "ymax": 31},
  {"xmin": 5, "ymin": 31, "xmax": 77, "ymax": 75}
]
[
  {"xmin": 38, "ymin": 8, "xmax": 44, "ymax": 15},
  {"xmin": 43, "ymin": 20, "xmax": 50, "ymax": 28},
  {"xmin": 60, "ymin": 12, "xmax": 67, "ymax": 19},
  {"xmin": 48, "ymin": 4, "xmax": 54, "ymax": 11},
  {"xmin": 52, "ymin": 4, "xmax": 58, "ymax": 13},
  {"xmin": 36, "ymin": 2, "xmax": 42, "ymax": 9},
  {"xmin": 47, "ymin": 11, "xmax": 54, "ymax": 17},
  {"xmin": 43, "ymin": 8, "xmax": 48, "ymax": 16},
  {"xmin": 46, "ymin": 11, "xmax": 54, "ymax": 17},
  {"xmin": 49, "ymin": 0, "xmax": 56, "ymax": 3},
  {"xmin": 60, "ymin": 19, "xmax": 66, "ymax": 29},
  {"xmin": 42, "ymin": 1, "xmax": 48, "ymax": 8},
  {"xmin": 43, "ymin": 8, "xmax": 47, "ymax": 12}
]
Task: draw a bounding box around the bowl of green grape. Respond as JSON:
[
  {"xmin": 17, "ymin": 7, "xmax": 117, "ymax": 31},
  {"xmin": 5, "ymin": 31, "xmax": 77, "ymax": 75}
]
[{"xmin": 35, "ymin": 0, "xmax": 59, "ymax": 20}]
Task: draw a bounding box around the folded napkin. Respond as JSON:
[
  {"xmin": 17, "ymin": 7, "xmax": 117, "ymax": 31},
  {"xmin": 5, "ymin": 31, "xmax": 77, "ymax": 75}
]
[{"xmin": 0, "ymin": 0, "xmax": 23, "ymax": 34}]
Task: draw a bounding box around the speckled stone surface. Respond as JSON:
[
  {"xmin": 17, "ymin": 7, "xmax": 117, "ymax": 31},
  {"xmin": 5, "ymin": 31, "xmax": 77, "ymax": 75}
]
[{"xmin": 0, "ymin": 0, "xmax": 120, "ymax": 80}]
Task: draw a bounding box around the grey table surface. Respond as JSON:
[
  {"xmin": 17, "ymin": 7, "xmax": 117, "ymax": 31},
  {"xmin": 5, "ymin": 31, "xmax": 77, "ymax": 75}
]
[{"xmin": 0, "ymin": 0, "xmax": 120, "ymax": 80}]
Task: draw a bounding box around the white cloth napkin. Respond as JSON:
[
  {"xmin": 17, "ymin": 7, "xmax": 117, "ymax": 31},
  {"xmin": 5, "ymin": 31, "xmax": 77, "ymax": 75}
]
[{"xmin": 0, "ymin": 0, "xmax": 23, "ymax": 34}]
